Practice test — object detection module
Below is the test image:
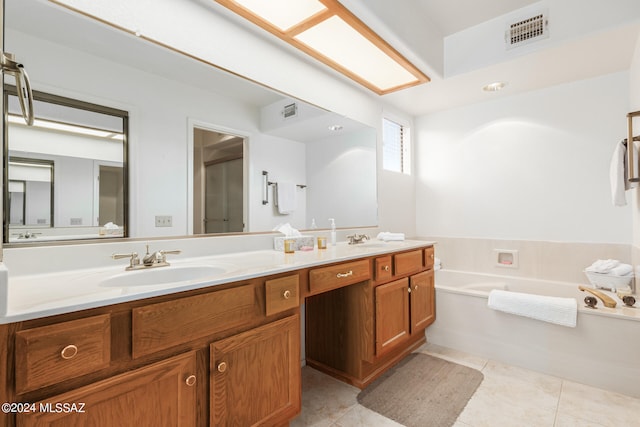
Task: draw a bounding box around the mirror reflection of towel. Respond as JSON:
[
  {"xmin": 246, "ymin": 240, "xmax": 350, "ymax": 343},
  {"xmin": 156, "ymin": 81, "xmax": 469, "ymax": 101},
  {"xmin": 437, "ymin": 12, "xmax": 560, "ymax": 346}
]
[{"xmin": 277, "ymin": 182, "xmax": 296, "ymax": 214}]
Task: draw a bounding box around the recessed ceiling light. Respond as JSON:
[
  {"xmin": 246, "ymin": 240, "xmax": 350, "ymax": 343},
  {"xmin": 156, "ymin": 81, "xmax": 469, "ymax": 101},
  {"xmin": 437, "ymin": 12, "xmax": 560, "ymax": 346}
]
[
  {"xmin": 482, "ymin": 81, "xmax": 507, "ymax": 92},
  {"xmin": 328, "ymin": 125, "xmax": 343, "ymax": 131}
]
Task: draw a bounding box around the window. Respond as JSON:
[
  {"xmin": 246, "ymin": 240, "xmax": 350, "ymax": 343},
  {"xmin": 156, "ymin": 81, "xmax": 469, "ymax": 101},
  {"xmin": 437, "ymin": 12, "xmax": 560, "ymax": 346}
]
[{"xmin": 382, "ymin": 117, "xmax": 411, "ymax": 174}]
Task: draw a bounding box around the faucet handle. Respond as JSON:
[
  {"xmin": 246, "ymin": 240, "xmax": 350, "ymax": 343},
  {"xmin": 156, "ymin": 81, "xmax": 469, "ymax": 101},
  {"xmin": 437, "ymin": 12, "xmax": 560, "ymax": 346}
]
[{"xmin": 112, "ymin": 252, "xmax": 140, "ymax": 269}]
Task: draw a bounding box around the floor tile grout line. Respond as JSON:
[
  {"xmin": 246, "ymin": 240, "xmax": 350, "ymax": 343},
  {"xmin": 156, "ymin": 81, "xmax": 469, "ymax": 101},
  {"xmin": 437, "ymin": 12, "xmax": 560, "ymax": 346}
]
[{"xmin": 552, "ymin": 380, "xmax": 564, "ymax": 427}]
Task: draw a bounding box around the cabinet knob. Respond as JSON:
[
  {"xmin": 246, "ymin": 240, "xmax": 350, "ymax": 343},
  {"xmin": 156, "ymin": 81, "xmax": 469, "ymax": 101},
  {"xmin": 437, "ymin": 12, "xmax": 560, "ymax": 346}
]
[
  {"xmin": 283, "ymin": 290, "xmax": 292, "ymax": 299},
  {"xmin": 336, "ymin": 270, "xmax": 353, "ymax": 278},
  {"xmin": 185, "ymin": 375, "xmax": 197, "ymax": 387},
  {"xmin": 217, "ymin": 361, "xmax": 228, "ymax": 373},
  {"xmin": 414, "ymin": 285, "xmax": 419, "ymax": 291},
  {"xmin": 60, "ymin": 345, "xmax": 78, "ymax": 360},
  {"xmin": 430, "ymin": 254, "xmax": 434, "ymax": 259},
  {"xmin": 383, "ymin": 265, "xmax": 390, "ymax": 272}
]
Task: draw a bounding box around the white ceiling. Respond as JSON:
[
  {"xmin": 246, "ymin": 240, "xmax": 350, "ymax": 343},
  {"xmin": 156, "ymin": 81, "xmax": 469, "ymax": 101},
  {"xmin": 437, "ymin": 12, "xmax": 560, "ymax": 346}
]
[
  {"xmin": 352, "ymin": 0, "xmax": 640, "ymax": 116},
  {"xmin": 415, "ymin": 0, "xmax": 539, "ymax": 35}
]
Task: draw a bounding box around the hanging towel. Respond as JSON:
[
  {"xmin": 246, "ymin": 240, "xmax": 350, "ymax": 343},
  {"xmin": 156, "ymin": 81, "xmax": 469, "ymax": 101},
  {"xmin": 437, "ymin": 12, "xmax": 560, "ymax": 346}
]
[
  {"xmin": 488, "ymin": 289, "xmax": 577, "ymax": 328},
  {"xmin": 276, "ymin": 182, "xmax": 296, "ymax": 214},
  {"xmin": 610, "ymin": 140, "xmax": 638, "ymax": 206}
]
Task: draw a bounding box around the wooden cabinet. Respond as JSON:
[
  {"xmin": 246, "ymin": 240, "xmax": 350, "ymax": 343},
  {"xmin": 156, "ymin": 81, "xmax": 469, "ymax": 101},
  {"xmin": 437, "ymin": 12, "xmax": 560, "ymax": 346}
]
[
  {"xmin": 375, "ymin": 262, "xmax": 436, "ymax": 357},
  {"xmin": 375, "ymin": 278, "xmax": 409, "ymax": 355},
  {"xmin": 17, "ymin": 352, "xmax": 197, "ymax": 427},
  {"xmin": 15, "ymin": 314, "xmax": 111, "ymax": 394},
  {"xmin": 4, "ymin": 272, "xmax": 302, "ymax": 427},
  {"xmin": 306, "ymin": 245, "xmax": 436, "ymax": 389},
  {"xmin": 210, "ymin": 315, "xmax": 300, "ymax": 426},
  {"xmin": 410, "ymin": 270, "xmax": 435, "ymax": 332}
]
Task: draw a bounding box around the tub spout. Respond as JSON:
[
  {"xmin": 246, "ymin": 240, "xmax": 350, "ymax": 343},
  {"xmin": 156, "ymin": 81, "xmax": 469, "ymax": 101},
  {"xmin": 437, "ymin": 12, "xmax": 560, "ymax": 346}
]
[{"xmin": 578, "ymin": 286, "xmax": 617, "ymax": 308}]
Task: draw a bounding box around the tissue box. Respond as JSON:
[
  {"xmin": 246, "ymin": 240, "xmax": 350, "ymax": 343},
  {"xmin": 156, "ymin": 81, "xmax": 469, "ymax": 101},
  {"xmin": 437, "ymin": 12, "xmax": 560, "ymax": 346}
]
[{"xmin": 274, "ymin": 235, "xmax": 314, "ymax": 251}]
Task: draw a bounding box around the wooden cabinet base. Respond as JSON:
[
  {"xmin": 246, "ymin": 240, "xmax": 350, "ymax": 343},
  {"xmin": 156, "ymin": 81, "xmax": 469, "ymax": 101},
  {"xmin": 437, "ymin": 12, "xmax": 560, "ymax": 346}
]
[{"xmin": 306, "ymin": 333, "xmax": 425, "ymax": 389}]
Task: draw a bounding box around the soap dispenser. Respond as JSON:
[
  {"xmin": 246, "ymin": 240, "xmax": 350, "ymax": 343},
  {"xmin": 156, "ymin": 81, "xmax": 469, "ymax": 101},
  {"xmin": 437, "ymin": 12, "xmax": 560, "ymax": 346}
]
[{"xmin": 329, "ymin": 218, "xmax": 336, "ymax": 246}]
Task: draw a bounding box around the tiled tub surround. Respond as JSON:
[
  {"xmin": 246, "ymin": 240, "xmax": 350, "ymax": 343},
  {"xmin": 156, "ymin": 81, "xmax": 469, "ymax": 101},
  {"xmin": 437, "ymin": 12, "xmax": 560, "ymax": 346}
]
[
  {"xmin": 429, "ymin": 270, "xmax": 640, "ymax": 399},
  {"xmin": 427, "ymin": 236, "xmax": 631, "ymax": 284}
]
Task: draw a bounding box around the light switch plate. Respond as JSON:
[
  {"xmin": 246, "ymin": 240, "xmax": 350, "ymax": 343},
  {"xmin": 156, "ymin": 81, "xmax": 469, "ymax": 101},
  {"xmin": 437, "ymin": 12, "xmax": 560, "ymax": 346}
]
[{"xmin": 155, "ymin": 215, "xmax": 172, "ymax": 227}]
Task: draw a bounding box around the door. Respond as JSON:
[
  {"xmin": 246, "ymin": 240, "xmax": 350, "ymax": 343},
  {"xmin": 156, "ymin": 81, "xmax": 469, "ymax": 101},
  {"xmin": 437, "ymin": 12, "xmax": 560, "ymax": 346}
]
[
  {"xmin": 17, "ymin": 352, "xmax": 197, "ymax": 427},
  {"xmin": 410, "ymin": 270, "xmax": 435, "ymax": 333},
  {"xmin": 375, "ymin": 278, "xmax": 410, "ymax": 356},
  {"xmin": 204, "ymin": 158, "xmax": 243, "ymax": 233},
  {"xmin": 98, "ymin": 165, "xmax": 124, "ymax": 227},
  {"xmin": 211, "ymin": 315, "xmax": 301, "ymax": 426}
]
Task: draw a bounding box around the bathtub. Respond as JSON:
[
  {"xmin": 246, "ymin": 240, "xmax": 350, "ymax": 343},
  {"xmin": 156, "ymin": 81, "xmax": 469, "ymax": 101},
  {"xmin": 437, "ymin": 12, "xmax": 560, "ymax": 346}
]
[{"xmin": 428, "ymin": 270, "xmax": 640, "ymax": 398}]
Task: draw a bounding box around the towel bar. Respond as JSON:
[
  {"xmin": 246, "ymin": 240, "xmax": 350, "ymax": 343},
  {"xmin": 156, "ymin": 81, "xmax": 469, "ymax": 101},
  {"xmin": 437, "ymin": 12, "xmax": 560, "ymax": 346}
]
[
  {"xmin": 261, "ymin": 170, "xmax": 306, "ymax": 205},
  {"xmin": 627, "ymin": 111, "xmax": 640, "ymax": 182}
]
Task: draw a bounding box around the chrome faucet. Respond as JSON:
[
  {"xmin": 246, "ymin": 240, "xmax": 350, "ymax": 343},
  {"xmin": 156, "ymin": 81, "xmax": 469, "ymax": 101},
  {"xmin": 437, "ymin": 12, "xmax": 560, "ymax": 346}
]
[
  {"xmin": 112, "ymin": 245, "xmax": 181, "ymax": 271},
  {"xmin": 347, "ymin": 233, "xmax": 369, "ymax": 245},
  {"xmin": 142, "ymin": 245, "xmax": 182, "ymax": 266}
]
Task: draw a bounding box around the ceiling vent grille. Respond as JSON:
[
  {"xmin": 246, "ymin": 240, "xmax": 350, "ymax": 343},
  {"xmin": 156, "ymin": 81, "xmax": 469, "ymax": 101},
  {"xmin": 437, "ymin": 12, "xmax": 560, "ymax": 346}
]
[
  {"xmin": 506, "ymin": 13, "xmax": 548, "ymax": 49},
  {"xmin": 282, "ymin": 103, "xmax": 298, "ymax": 119}
]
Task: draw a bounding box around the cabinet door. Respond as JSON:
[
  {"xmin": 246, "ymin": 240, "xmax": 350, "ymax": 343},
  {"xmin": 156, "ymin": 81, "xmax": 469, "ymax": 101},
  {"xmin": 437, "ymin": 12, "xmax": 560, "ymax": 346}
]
[
  {"xmin": 211, "ymin": 314, "xmax": 301, "ymax": 426},
  {"xmin": 375, "ymin": 278, "xmax": 409, "ymax": 356},
  {"xmin": 410, "ymin": 270, "xmax": 435, "ymax": 332},
  {"xmin": 17, "ymin": 352, "xmax": 197, "ymax": 427}
]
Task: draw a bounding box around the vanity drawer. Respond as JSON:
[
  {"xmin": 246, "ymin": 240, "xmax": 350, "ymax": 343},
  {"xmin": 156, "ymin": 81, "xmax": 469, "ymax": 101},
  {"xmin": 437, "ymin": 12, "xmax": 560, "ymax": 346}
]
[
  {"xmin": 394, "ymin": 250, "xmax": 424, "ymax": 276},
  {"xmin": 265, "ymin": 275, "xmax": 300, "ymax": 316},
  {"xmin": 424, "ymin": 246, "xmax": 435, "ymax": 270},
  {"xmin": 375, "ymin": 256, "xmax": 393, "ymax": 282},
  {"xmin": 15, "ymin": 314, "xmax": 111, "ymax": 394},
  {"xmin": 132, "ymin": 284, "xmax": 261, "ymax": 359},
  {"xmin": 309, "ymin": 260, "xmax": 370, "ymax": 294}
]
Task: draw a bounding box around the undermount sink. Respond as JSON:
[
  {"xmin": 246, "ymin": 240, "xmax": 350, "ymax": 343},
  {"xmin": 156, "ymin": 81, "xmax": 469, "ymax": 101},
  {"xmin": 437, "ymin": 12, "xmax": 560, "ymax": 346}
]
[{"xmin": 99, "ymin": 264, "xmax": 230, "ymax": 288}]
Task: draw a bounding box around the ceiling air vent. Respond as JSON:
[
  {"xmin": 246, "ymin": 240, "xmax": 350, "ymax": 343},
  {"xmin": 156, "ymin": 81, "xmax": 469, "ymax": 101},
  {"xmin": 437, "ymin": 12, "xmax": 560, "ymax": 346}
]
[
  {"xmin": 506, "ymin": 13, "xmax": 548, "ymax": 49},
  {"xmin": 282, "ymin": 103, "xmax": 298, "ymax": 119}
]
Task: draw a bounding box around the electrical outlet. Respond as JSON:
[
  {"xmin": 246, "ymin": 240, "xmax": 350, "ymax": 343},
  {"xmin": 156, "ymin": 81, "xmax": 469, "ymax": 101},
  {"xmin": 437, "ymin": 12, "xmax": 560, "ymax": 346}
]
[{"xmin": 155, "ymin": 215, "xmax": 172, "ymax": 227}]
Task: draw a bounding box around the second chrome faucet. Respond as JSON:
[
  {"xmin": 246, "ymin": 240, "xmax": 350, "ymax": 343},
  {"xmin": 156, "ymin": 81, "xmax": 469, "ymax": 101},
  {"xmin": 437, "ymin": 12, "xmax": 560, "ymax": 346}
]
[{"xmin": 112, "ymin": 244, "xmax": 182, "ymax": 271}]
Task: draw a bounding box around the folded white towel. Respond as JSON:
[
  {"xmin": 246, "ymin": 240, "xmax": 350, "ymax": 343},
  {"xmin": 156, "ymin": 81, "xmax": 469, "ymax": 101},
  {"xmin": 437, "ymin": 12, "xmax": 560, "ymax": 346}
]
[
  {"xmin": 610, "ymin": 140, "xmax": 638, "ymax": 206},
  {"xmin": 376, "ymin": 232, "xmax": 405, "ymax": 241},
  {"xmin": 585, "ymin": 259, "xmax": 620, "ymax": 274},
  {"xmin": 610, "ymin": 263, "xmax": 633, "ymax": 277},
  {"xmin": 488, "ymin": 289, "xmax": 577, "ymax": 328},
  {"xmin": 276, "ymin": 182, "xmax": 296, "ymax": 215}
]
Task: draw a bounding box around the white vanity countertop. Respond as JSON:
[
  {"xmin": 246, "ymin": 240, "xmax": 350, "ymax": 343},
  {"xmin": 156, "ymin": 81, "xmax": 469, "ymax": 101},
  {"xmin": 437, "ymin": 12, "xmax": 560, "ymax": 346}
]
[{"xmin": 0, "ymin": 240, "xmax": 434, "ymax": 324}]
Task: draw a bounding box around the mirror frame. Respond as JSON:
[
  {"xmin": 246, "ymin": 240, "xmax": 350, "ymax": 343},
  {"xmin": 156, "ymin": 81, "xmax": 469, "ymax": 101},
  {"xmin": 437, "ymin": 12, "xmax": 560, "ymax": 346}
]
[{"xmin": 3, "ymin": 85, "xmax": 130, "ymax": 245}]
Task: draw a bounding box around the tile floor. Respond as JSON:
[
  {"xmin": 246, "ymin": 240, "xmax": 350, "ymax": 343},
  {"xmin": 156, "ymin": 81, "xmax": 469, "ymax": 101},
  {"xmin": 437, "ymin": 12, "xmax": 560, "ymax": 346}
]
[{"xmin": 291, "ymin": 343, "xmax": 640, "ymax": 427}]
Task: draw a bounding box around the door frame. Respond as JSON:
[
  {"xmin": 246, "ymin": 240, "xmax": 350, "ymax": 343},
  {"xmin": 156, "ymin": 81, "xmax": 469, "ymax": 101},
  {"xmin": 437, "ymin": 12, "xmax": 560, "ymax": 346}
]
[{"xmin": 187, "ymin": 118, "xmax": 249, "ymax": 235}]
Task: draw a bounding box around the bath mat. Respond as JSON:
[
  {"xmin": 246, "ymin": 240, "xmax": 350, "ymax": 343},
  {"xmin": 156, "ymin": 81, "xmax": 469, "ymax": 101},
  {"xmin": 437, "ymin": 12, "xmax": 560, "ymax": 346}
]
[{"xmin": 357, "ymin": 353, "xmax": 483, "ymax": 427}]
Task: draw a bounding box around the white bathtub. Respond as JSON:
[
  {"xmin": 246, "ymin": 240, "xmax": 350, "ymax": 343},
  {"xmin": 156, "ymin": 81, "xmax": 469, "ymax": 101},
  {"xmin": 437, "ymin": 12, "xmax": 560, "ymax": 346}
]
[{"xmin": 428, "ymin": 270, "xmax": 640, "ymax": 398}]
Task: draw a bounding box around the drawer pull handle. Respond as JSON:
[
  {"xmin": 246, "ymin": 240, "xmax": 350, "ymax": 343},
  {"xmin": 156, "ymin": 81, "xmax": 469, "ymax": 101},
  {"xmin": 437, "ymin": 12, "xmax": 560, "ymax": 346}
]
[
  {"xmin": 283, "ymin": 290, "xmax": 292, "ymax": 299},
  {"xmin": 383, "ymin": 265, "xmax": 390, "ymax": 272},
  {"xmin": 185, "ymin": 375, "xmax": 197, "ymax": 387},
  {"xmin": 61, "ymin": 345, "xmax": 78, "ymax": 360},
  {"xmin": 217, "ymin": 362, "xmax": 228, "ymax": 373},
  {"xmin": 336, "ymin": 270, "xmax": 353, "ymax": 278}
]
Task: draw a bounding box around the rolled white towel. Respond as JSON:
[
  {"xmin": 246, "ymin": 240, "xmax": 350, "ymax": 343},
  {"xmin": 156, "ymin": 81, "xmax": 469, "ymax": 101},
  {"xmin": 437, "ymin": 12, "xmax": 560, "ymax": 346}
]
[
  {"xmin": 609, "ymin": 263, "xmax": 633, "ymax": 277},
  {"xmin": 585, "ymin": 259, "xmax": 620, "ymax": 274},
  {"xmin": 376, "ymin": 232, "xmax": 405, "ymax": 242}
]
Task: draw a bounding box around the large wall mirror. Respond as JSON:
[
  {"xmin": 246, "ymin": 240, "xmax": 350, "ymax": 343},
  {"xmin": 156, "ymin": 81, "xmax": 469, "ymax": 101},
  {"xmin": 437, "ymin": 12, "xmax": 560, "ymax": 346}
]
[
  {"xmin": 3, "ymin": 0, "xmax": 378, "ymax": 244},
  {"xmin": 3, "ymin": 88, "xmax": 128, "ymax": 243}
]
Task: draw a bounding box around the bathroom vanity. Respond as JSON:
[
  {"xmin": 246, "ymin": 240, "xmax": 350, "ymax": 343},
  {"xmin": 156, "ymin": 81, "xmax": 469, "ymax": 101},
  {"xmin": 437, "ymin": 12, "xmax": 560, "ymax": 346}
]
[{"xmin": 0, "ymin": 241, "xmax": 434, "ymax": 426}]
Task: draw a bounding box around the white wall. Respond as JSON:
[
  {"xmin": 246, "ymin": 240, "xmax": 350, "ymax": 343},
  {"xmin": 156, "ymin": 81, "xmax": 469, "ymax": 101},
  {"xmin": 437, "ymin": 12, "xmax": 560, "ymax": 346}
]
[
  {"xmin": 631, "ymin": 34, "xmax": 640, "ymax": 247},
  {"xmin": 416, "ymin": 72, "xmax": 631, "ymax": 243},
  {"xmin": 248, "ymin": 136, "xmax": 307, "ymax": 232},
  {"xmin": 306, "ymin": 128, "xmax": 377, "ymax": 229}
]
